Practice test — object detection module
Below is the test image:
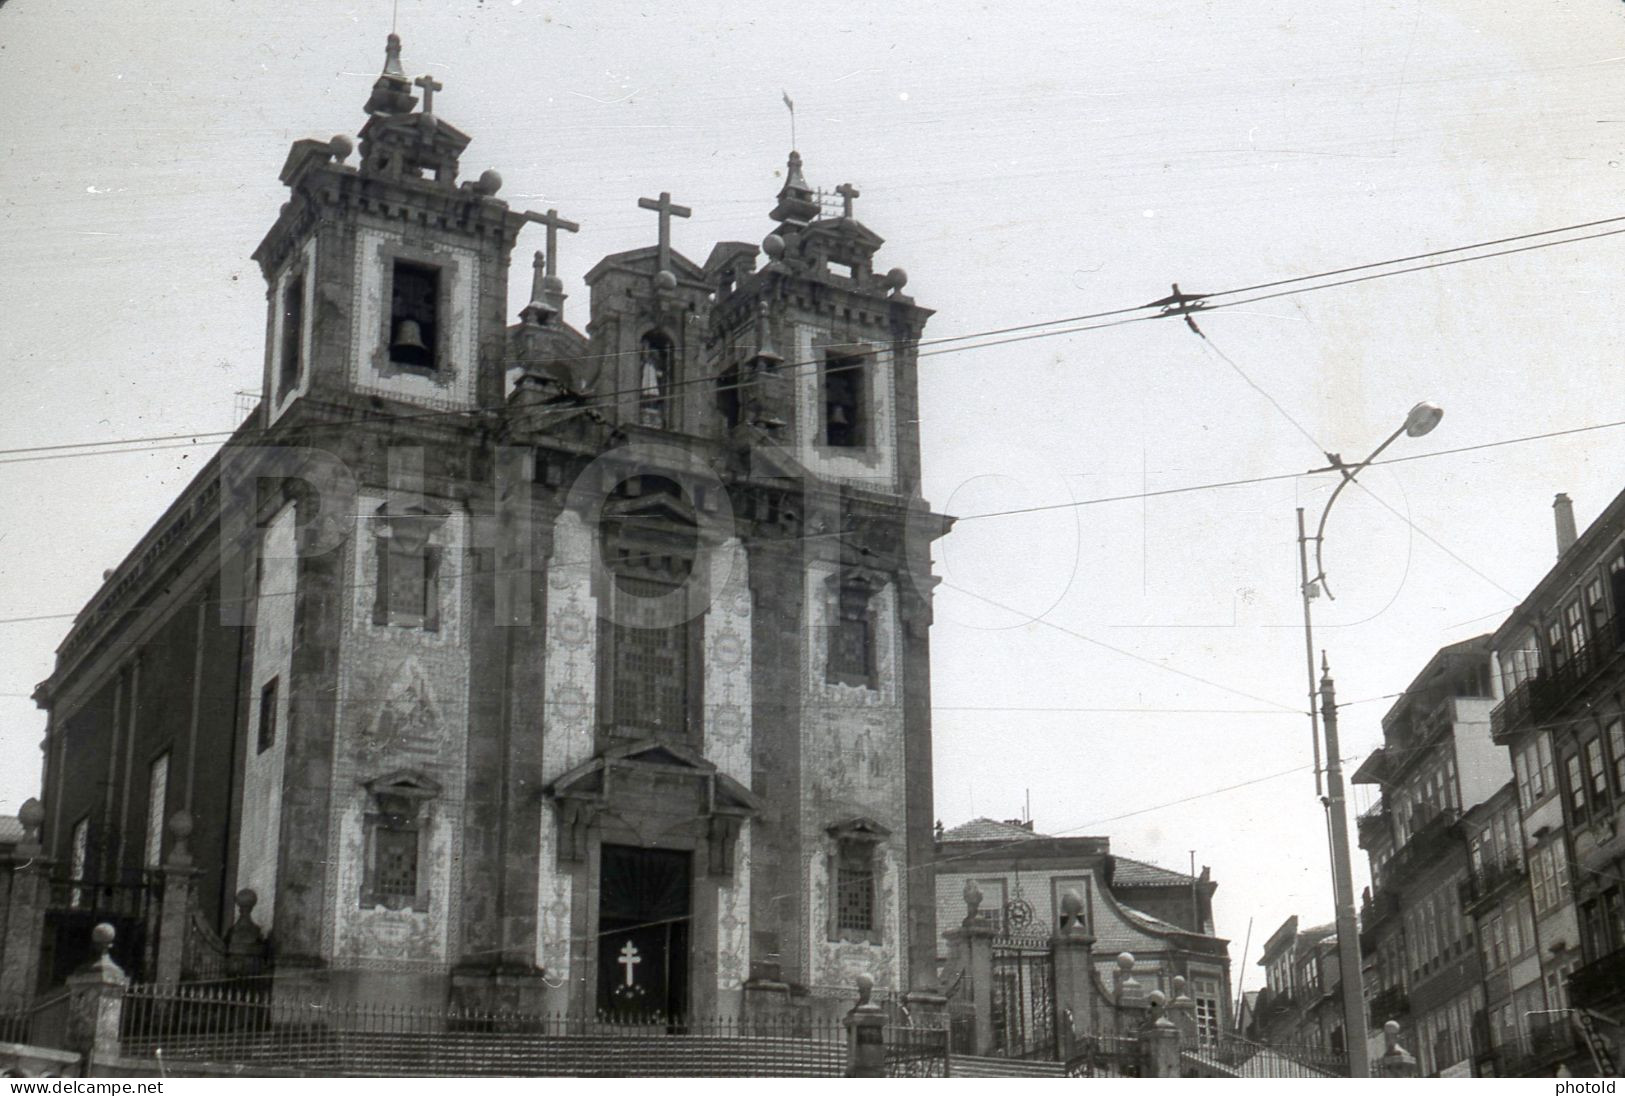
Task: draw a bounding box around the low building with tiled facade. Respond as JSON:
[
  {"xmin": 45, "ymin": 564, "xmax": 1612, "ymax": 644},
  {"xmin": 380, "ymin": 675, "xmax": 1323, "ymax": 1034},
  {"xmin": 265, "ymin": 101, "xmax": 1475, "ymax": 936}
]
[{"xmin": 932, "ymin": 817, "xmax": 1233, "ymax": 1044}]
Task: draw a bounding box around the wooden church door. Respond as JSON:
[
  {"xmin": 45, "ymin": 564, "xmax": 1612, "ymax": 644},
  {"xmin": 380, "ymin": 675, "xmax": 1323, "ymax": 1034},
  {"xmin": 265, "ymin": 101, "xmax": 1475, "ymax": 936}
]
[{"xmin": 596, "ymin": 844, "xmax": 691, "ymax": 1021}]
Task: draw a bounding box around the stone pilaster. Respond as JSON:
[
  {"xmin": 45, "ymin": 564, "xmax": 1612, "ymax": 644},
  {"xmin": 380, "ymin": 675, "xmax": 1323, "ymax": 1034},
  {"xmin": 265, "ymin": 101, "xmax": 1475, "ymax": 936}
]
[{"xmin": 1049, "ymin": 888, "xmax": 1099, "ymax": 1047}]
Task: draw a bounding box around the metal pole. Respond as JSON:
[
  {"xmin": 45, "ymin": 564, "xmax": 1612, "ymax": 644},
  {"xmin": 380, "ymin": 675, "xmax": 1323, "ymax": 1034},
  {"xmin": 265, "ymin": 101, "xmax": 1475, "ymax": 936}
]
[
  {"xmin": 1297, "ymin": 509, "xmax": 1325, "ymax": 796},
  {"xmin": 1320, "ymin": 656, "xmax": 1371, "ymax": 1077}
]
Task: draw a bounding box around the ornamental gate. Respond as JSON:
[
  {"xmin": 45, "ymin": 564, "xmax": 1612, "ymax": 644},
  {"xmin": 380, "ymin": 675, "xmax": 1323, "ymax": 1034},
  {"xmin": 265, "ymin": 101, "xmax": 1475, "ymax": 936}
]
[{"xmin": 989, "ymin": 931, "xmax": 1055, "ymax": 1059}]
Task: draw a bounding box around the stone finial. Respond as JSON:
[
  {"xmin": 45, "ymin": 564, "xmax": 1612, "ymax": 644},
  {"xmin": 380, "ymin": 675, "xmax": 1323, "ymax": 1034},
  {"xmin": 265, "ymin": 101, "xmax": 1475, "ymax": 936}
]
[
  {"xmin": 17, "ymin": 797, "xmax": 44, "ymax": 848},
  {"xmin": 91, "ymin": 922, "xmax": 115, "ymax": 955},
  {"xmin": 329, "ymin": 135, "xmax": 354, "ymax": 163},
  {"xmin": 854, "ymin": 972, "xmax": 876, "ymax": 1010},
  {"xmin": 963, "ymin": 879, "xmax": 984, "ymax": 921},
  {"xmin": 1148, "ymin": 989, "xmax": 1166, "ymax": 1009},
  {"xmin": 1383, "ymin": 1020, "xmax": 1401, "ymax": 1049},
  {"xmin": 1171, "ymin": 975, "xmax": 1190, "ymax": 1003},
  {"xmin": 165, "ymin": 809, "xmax": 195, "ymax": 869},
  {"xmin": 474, "ymin": 169, "xmax": 502, "ymax": 196},
  {"xmin": 1116, "ymin": 952, "xmax": 1135, "ymax": 971}
]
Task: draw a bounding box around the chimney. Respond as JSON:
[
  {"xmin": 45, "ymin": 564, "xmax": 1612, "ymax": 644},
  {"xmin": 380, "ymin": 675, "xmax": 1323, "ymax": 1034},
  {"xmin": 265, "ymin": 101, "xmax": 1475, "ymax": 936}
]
[{"xmin": 1554, "ymin": 493, "xmax": 1578, "ymax": 557}]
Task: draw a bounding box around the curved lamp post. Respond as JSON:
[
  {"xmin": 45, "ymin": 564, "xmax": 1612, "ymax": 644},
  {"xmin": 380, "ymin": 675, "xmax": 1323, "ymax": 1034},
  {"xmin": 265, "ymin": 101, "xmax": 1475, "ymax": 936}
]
[{"xmin": 1297, "ymin": 401, "xmax": 1441, "ymax": 1079}]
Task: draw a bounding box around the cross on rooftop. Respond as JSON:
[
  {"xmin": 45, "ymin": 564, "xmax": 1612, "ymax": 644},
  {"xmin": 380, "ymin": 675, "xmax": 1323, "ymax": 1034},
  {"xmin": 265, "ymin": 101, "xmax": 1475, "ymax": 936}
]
[
  {"xmin": 637, "ymin": 190, "xmax": 692, "ymax": 272},
  {"xmin": 521, "ymin": 208, "xmax": 580, "ymax": 277},
  {"xmin": 836, "ymin": 182, "xmax": 860, "ymax": 219},
  {"xmin": 413, "ymin": 74, "xmax": 443, "ymax": 114}
]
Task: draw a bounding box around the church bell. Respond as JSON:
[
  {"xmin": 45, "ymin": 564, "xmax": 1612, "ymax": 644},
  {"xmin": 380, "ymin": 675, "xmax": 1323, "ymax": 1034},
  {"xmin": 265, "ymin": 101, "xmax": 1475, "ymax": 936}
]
[
  {"xmin": 391, "ymin": 319, "xmax": 430, "ymax": 364},
  {"xmin": 828, "ymin": 404, "xmax": 851, "ymax": 428}
]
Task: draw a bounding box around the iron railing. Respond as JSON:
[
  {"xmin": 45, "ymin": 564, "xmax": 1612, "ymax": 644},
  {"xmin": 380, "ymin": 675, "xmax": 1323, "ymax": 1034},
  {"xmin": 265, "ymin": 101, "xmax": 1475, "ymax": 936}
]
[
  {"xmin": 0, "ymin": 989, "xmax": 71, "ymax": 1050},
  {"xmin": 1063, "ymin": 1032, "xmax": 1140, "ymax": 1077},
  {"xmin": 119, "ymin": 980, "xmax": 853, "ymax": 1076},
  {"xmin": 1493, "ymin": 614, "xmax": 1625, "ymax": 741},
  {"xmin": 1199, "ymin": 1035, "xmax": 1349, "ymax": 1078},
  {"xmin": 1490, "ymin": 1014, "xmax": 1578, "ymax": 1076},
  {"xmin": 989, "ymin": 931, "xmax": 1056, "ymax": 1059},
  {"xmin": 1461, "ymin": 853, "xmax": 1526, "ymax": 914},
  {"xmin": 1368, "ymin": 984, "xmax": 1410, "ymax": 1027},
  {"xmin": 1569, "ymin": 943, "xmax": 1625, "ymax": 1011},
  {"xmin": 883, "ymin": 1023, "xmax": 948, "ymax": 1077}
]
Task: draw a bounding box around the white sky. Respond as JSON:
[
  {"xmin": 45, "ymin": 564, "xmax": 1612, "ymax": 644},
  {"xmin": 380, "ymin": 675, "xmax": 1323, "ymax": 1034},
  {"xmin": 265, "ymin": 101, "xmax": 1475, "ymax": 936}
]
[{"xmin": 4, "ymin": 0, "xmax": 1625, "ymax": 995}]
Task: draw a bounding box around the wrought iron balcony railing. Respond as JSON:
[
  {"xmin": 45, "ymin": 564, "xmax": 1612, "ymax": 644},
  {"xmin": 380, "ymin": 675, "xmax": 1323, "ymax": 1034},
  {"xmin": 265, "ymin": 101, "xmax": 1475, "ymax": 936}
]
[
  {"xmin": 1568, "ymin": 942, "xmax": 1625, "ymax": 1011},
  {"xmin": 1493, "ymin": 613, "xmax": 1625, "ymax": 743}
]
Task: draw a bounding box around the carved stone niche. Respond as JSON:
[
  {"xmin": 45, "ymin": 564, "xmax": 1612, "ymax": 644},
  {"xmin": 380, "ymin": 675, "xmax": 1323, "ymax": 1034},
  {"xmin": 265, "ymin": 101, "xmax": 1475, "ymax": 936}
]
[
  {"xmin": 359, "ymin": 769, "xmax": 441, "ymax": 913},
  {"xmin": 824, "ymin": 567, "xmax": 889, "ymax": 690}
]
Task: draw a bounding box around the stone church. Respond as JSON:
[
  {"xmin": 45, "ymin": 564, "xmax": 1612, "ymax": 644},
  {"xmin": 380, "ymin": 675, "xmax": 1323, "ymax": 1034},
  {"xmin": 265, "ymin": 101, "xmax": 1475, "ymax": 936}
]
[{"xmin": 31, "ymin": 35, "xmax": 951, "ymax": 1020}]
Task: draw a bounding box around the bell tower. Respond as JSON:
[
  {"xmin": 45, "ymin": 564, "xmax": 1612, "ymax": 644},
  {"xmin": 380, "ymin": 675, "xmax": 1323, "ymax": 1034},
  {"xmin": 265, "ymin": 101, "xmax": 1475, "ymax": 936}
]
[{"xmin": 251, "ymin": 34, "xmax": 522, "ymax": 427}]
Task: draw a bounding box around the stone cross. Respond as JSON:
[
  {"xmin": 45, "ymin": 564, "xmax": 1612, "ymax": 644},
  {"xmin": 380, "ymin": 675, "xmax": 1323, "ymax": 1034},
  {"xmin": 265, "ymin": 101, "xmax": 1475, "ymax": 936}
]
[
  {"xmin": 522, "ymin": 208, "xmax": 580, "ymax": 277},
  {"xmin": 618, "ymin": 940, "xmax": 642, "ymax": 987},
  {"xmin": 637, "ymin": 190, "xmax": 692, "ymax": 272},
  {"xmin": 413, "ymin": 74, "xmax": 443, "ymax": 114},
  {"xmin": 836, "ymin": 182, "xmax": 860, "ymax": 219}
]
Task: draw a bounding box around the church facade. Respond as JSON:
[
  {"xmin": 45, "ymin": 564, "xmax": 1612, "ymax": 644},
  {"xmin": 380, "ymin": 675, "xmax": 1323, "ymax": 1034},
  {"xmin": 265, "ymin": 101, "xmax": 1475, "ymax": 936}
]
[{"xmin": 32, "ymin": 36, "xmax": 951, "ymax": 1020}]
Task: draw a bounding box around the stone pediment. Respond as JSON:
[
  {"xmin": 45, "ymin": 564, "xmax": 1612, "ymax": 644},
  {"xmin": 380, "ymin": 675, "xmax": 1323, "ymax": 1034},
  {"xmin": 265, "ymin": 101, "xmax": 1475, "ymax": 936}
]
[
  {"xmin": 802, "ymin": 216, "xmax": 886, "ymax": 257},
  {"xmin": 601, "ymin": 491, "xmax": 701, "ymax": 532},
  {"xmin": 584, "ymin": 246, "xmax": 708, "ymax": 289},
  {"xmin": 545, "ymin": 739, "xmax": 761, "ymax": 874}
]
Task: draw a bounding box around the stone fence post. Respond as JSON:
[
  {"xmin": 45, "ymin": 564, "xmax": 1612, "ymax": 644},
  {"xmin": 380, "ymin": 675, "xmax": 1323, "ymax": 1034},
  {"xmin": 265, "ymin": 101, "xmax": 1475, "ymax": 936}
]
[
  {"xmin": 1049, "ymin": 888, "xmax": 1097, "ymax": 1055},
  {"xmin": 1137, "ymin": 991, "xmax": 1181, "ymax": 1078},
  {"xmin": 1111, "ymin": 952, "xmax": 1149, "ymax": 1035},
  {"xmin": 153, "ymin": 811, "xmax": 200, "ymax": 985},
  {"xmin": 844, "ymin": 974, "xmax": 886, "ymax": 1078},
  {"xmin": 940, "ymin": 880, "xmax": 996, "ymax": 1056},
  {"xmin": 1373, "ymin": 1019, "xmax": 1418, "ymax": 1078},
  {"xmin": 66, "ymin": 924, "xmax": 127, "ymax": 1074},
  {"xmin": 0, "ymin": 798, "xmax": 51, "ymax": 1008},
  {"xmin": 225, "ymin": 888, "xmax": 269, "ymax": 976},
  {"xmin": 1166, "ymin": 975, "xmax": 1198, "ymax": 1048}
]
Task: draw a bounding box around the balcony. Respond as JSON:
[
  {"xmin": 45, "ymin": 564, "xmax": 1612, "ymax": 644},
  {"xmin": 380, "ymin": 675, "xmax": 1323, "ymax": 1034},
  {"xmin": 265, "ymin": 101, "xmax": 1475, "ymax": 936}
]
[
  {"xmin": 1382, "ymin": 806, "xmax": 1463, "ymax": 891},
  {"xmin": 1568, "ymin": 943, "xmax": 1625, "ymax": 1012},
  {"xmin": 1368, "ymin": 985, "xmax": 1410, "ymax": 1028},
  {"xmin": 1359, "ymin": 889, "xmax": 1400, "ymax": 954},
  {"xmin": 1356, "ymin": 802, "xmax": 1390, "ymax": 850},
  {"xmin": 1493, "ymin": 615, "xmax": 1625, "ymax": 743},
  {"xmin": 1459, "ymin": 853, "xmax": 1526, "ymax": 916},
  {"xmin": 1490, "ymin": 1015, "xmax": 1579, "ymax": 1077}
]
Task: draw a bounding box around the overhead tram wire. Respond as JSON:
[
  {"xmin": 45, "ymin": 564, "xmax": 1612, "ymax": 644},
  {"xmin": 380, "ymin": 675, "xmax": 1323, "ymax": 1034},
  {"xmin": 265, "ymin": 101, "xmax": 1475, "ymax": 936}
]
[
  {"xmin": 5, "ymin": 212, "xmax": 1625, "ymax": 465},
  {"xmin": 3, "ymin": 412, "xmax": 1624, "ymax": 626}
]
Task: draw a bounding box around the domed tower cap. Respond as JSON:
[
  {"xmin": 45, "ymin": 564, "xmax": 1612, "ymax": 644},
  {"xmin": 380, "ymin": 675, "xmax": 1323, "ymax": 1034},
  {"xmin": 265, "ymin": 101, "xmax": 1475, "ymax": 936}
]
[{"xmin": 364, "ymin": 34, "xmax": 418, "ymax": 117}]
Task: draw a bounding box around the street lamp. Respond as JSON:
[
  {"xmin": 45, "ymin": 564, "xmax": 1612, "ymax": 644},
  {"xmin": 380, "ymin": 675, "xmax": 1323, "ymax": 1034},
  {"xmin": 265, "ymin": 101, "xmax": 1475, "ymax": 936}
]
[{"xmin": 1297, "ymin": 401, "xmax": 1442, "ymax": 1079}]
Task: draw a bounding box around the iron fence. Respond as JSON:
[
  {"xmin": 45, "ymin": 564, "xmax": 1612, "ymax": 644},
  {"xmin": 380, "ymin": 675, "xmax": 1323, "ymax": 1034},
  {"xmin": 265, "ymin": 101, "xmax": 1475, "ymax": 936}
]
[
  {"xmin": 120, "ymin": 981, "xmax": 848, "ymax": 1076},
  {"xmin": 883, "ymin": 1023, "xmax": 948, "ymax": 1077},
  {"xmin": 0, "ymin": 990, "xmax": 71, "ymax": 1050},
  {"xmin": 1196, "ymin": 1035, "xmax": 1349, "ymax": 1078},
  {"xmin": 1064, "ymin": 1032, "xmax": 1140, "ymax": 1077},
  {"xmin": 990, "ymin": 931, "xmax": 1055, "ymax": 1059}
]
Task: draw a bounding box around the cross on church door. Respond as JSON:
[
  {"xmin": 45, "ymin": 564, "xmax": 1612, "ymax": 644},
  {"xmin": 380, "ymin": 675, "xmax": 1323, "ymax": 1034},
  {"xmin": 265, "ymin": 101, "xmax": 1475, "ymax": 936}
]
[{"xmin": 596, "ymin": 844, "xmax": 691, "ymax": 1022}]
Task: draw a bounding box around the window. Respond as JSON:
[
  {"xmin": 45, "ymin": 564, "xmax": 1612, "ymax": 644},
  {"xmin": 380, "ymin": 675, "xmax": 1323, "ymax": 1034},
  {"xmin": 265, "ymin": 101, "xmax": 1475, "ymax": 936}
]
[
  {"xmin": 825, "ymin": 819, "xmax": 888, "ymax": 943},
  {"xmin": 1611, "ymin": 719, "xmax": 1625, "ymax": 795},
  {"xmin": 1587, "ymin": 577, "xmax": 1608, "ymax": 637},
  {"xmin": 821, "ymin": 353, "xmax": 866, "ymax": 447},
  {"xmin": 1586, "ymin": 737, "xmax": 1609, "ymax": 804},
  {"xmin": 374, "ymin": 827, "xmax": 419, "ymax": 900},
  {"xmin": 637, "ymin": 331, "xmax": 674, "ymax": 428},
  {"xmin": 835, "ymin": 841, "xmax": 876, "ymax": 933},
  {"xmin": 1549, "ymin": 619, "xmax": 1569, "ymax": 668},
  {"xmin": 374, "ymin": 535, "xmax": 442, "ymax": 630},
  {"xmin": 69, "ymin": 816, "xmax": 89, "ymax": 908},
  {"xmin": 279, "ymin": 273, "xmax": 304, "ymax": 396},
  {"xmin": 609, "ymin": 573, "xmax": 691, "ymax": 737},
  {"xmin": 359, "ymin": 771, "xmax": 438, "ymax": 912},
  {"xmin": 1487, "ymin": 913, "xmax": 1506, "ymax": 969},
  {"xmin": 257, "ymin": 677, "xmax": 279, "ymax": 754},
  {"xmin": 1567, "ymin": 752, "xmax": 1589, "ymax": 823},
  {"xmin": 144, "ymin": 752, "xmax": 169, "ymax": 868},
  {"xmin": 828, "ymin": 575, "xmax": 880, "ymax": 687},
  {"xmin": 1517, "ymin": 735, "xmax": 1555, "ymax": 808},
  {"xmin": 1192, "ymin": 975, "xmax": 1222, "ymax": 1048},
  {"xmin": 1566, "ymin": 598, "xmax": 1588, "ymax": 656},
  {"xmin": 389, "ymin": 260, "xmax": 439, "ymax": 370}
]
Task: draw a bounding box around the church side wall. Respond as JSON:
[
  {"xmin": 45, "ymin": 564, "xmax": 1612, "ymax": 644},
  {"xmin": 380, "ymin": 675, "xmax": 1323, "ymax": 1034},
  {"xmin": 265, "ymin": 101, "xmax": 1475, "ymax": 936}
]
[{"xmin": 236, "ymin": 503, "xmax": 298, "ymax": 929}]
